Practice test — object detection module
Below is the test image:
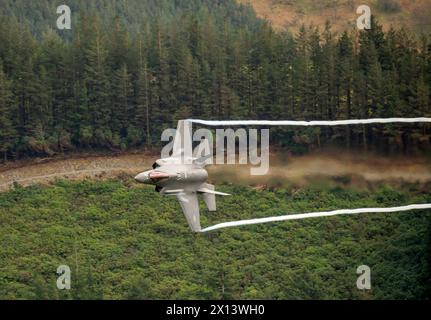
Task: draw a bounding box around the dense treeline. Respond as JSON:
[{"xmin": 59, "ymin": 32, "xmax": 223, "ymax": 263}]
[
  {"xmin": 1, "ymin": 180, "xmax": 430, "ymax": 299},
  {"xmin": 0, "ymin": 0, "xmax": 430, "ymax": 160},
  {"xmin": 0, "ymin": 0, "xmax": 261, "ymax": 40}
]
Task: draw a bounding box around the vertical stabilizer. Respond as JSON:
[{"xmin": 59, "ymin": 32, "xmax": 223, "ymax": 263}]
[{"xmin": 172, "ymin": 120, "xmax": 193, "ymax": 163}]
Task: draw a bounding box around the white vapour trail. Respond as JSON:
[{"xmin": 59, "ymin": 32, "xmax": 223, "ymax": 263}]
[
  {"xmin": 188, "ymin": 117, "xmax": 431, "ymax": 126},
  {"xmin": 200, "ymin": 204, "xmax": 431, "ymax": 232},
  {"xmin": 186, "ymin": 117, "xmax": 431, "ymax": 232}
]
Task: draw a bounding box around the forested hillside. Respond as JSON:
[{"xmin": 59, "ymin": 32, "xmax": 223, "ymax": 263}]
[
  {"xmin": 239, "ymin": 0, "xmax": 431, "ymax": 33},
  {"xmin": 0, "ymin": 0, "xmax": 430, "ymax": 161},
  {"xmin": 1, "ymin": 180, "xmax": 430, "ymax": 299},
  {"xmin": 0, "ymin": 0, "xmax": 261, "ymax": 39}
]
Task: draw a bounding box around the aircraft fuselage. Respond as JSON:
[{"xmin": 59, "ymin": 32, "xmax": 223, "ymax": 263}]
[{"xmin": 134, "ymin": 159, "xmax": 208, "ymax": 193}]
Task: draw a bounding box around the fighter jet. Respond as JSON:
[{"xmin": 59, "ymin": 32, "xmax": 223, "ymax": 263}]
[{"xmin": 134, "ymin": 120, "xmax": 229, "ymax": 232}]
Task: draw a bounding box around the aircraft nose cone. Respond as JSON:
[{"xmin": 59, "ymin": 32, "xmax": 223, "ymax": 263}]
[{"xmin": 134, "ymin": 172, "xmax": 148, "ymax": 183}]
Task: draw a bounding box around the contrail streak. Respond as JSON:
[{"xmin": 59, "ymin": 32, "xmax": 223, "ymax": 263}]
[
  {"xmin": 200, "ymin": 204, "xmax": 431, "ymax": 232},
  {"xmin": 186, "ymin": 117, "xmax": 431, "ymax": 232},
  {"xmin": 188, "ymin": 117, "xmax": 431, "ymax": 126}
]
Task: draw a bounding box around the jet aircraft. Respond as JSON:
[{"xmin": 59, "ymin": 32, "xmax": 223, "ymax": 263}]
[{"xmin": 134, "ymin": 120, "xmax": 229, "ymax": 232}]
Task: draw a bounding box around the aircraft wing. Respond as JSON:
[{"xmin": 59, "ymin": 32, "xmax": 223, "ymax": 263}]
[{"xmin": 176, "ymin": 192, "xmax": 201, "ymax": 232}]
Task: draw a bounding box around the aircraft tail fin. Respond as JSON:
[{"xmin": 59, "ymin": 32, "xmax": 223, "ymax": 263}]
[
  {"xmin": 193, "ymin": 154, "xmax": 212, "ymax": 167},
  {"xmin": 172, "ymin": 120, "xmax": 193, "ymax": 162}
]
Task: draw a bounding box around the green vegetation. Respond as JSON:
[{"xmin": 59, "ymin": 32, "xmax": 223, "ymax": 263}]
[
  {"xmin": 0, "ymin": 0, "xmax": 430, "ymax": 300},
  {"xmin": 0, "ymin": 179, "xmax": 430, "ymax": 299},
  {"xmin": 0, "ymin": 0, "xmax": 430, "ymax": 160}
]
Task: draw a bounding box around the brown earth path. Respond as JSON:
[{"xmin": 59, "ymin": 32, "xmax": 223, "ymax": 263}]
[{"xmin": 0, "ymin": 151, "xmax": 430, "ymax": 192}]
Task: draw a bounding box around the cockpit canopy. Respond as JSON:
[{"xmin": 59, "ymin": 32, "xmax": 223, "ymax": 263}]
[{"xmin": 149, "ymin": 171, "xmax": 170, "ymax": 181}]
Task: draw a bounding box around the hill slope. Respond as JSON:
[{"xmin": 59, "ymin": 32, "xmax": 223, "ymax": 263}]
[
  {"xmin": 239, "ymin": 0, "xmax": 431, "ymax": 33},
  {"xmin": 0, "ymin": 0, "xmax": 261, "ymax": 38},
  {"xmin": 1, "ymin": 180, "xmax": 430, "ymax": 299}
]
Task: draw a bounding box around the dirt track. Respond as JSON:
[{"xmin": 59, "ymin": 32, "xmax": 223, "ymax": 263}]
[
  {"xmin": 1, "ymin": 151, "xmax": 430, "ymax": 192},
  {"xmin": 0, "ymin": 152, "xmax": 153, "ymax": 192}
]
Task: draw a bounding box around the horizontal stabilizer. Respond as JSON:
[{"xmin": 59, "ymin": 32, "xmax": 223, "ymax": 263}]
[{"xmin": 198, "ymin": 186, "xmax": 230, "ymax": 196}]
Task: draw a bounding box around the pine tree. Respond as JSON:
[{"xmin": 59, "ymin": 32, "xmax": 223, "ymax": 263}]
[
  {"xmin": 337, "ymin": 31, "xmax": 354, "ymax": 148},
  {"xmin": 111, "ymin": 64, "xmax": 133, "ymax": 148},
  {"xmin": 135, "ymin": 61, "xmax": 151, "ymax": 147},
  {"xmin": 152, "ymin": 21, "xmax": 173, "ymax": 137},
  {"xmin": 0, "ymin": 63, "xmax": 16, "ymax": 160},
  {"xmin": 83, "ymin": 18, "xmax": 111, "ymax": 147}
]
